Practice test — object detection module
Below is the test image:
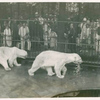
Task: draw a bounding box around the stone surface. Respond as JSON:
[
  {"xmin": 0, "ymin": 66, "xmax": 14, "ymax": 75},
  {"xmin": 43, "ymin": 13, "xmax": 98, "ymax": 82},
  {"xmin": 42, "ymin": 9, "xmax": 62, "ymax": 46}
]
[{"xmin": 0, "ymin": 62, "xmax": 100, "ymax": 98}]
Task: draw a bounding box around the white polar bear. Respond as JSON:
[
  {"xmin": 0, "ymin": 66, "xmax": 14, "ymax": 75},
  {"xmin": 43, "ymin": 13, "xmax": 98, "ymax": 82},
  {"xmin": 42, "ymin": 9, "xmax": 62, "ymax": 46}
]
[
  {"xmin": 28, "ymin": 50, "xmax": 83, "ymax": 79},
  {"xmin": 0, "ymin": 47, "xmax": 27, "ymax": 71}
]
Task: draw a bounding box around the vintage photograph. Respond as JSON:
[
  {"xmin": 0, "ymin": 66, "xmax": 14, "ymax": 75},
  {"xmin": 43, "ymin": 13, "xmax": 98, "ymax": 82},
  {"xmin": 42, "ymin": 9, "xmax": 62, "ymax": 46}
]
[{"xmin": 0, "ymin": 2, "xmax": 100, "ymax": 98}]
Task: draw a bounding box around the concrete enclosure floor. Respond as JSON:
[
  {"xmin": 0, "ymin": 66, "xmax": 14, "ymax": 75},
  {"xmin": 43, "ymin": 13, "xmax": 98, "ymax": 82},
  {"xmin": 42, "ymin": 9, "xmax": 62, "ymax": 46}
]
[{"xmin": 0, "ymin": 62, "xmax": 100, "ymax": 98}]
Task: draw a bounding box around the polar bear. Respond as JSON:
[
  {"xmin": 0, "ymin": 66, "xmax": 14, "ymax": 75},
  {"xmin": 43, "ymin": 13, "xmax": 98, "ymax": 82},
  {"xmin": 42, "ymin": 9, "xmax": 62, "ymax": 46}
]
[
  {"xmin": 0, "ymin": 46, "xmax": 27, "ymax": 70},
  {"xmin": 28, "ymin": 50, "xmax": 83, "ymax": 79}
]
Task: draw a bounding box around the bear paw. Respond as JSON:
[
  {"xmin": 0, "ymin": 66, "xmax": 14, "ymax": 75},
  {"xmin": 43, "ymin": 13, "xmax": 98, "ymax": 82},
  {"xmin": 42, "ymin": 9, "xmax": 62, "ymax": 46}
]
[
  {"xmin": 28, "ymin": 70, "xmax": 34, "ymax": 76},
  {"xmin": 57, "ymin": 75, "xmax": 64, "ymax": 79},
  {"xmin": 5, "ymin": 67, "xmax": 11, "ymax": 71},
  {"xmin": 16, "ymin": 64, "xmax": 21, "ymax": 67},
  {"xmin": 48, "ymin": 72, "xmax": 55, "ymax": 76}
]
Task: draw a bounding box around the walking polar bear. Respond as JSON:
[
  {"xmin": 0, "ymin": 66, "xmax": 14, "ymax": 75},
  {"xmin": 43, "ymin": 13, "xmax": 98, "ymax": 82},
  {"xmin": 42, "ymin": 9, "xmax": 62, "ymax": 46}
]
[
  {"xmin": 0, "ymin": 47, "xmax": 27, "ymax": 71},
  {"xmin": 28, "ymin": 50, "xmax": 83, "ymax": 79}
]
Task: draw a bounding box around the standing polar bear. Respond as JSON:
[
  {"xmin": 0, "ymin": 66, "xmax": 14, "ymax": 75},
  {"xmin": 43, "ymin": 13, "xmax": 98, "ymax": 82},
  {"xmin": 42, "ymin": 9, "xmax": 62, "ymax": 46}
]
[
  {"xmin": 28, "ymin": 50, "xmax": 83, "ymax": 79},
  {"xmin": 0, "ymin": 47, "xmax": 27, "ymax": 70}
]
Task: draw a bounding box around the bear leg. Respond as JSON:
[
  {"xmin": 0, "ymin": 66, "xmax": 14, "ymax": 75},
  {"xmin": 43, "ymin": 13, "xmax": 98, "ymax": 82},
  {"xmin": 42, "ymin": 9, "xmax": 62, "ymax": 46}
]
[
  {"xmin": 1, "ymin": 60, "xmax": 11, "ymax": 71},
  {"xmin": 14, "ymin": 59, "xmax": 21, "ymax": 67},
  {"xmin": 28, "ymin": 64, "xmax": 40, "ymax": 76},
  {"xmin": 28, "ymin": 69, "xmax": 34, "ymax": 76},
  {"xmin": 54, "ymin": 66, "xmax": 64, "ymax": 79},
  {"xmin": 8, "ymin": 59, "xmax": 14, "ymax": 68},
  {"xmin": 62, "ymin": 66, "xmax": 67, "ymax": 76},
  {"xmin": 45, "ymin": 67, "xmax": 55, "ymax": 76}
]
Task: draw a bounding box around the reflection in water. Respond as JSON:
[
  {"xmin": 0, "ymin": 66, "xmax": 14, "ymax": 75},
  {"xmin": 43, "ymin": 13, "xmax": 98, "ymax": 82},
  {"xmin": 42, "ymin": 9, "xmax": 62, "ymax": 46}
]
[{"xmin": 54, "ymin": 90, "xmax": 100, "ymax": 97}]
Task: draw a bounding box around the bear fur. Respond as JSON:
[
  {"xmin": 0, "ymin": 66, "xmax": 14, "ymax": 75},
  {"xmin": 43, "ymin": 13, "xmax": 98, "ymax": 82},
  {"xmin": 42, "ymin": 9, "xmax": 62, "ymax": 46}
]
[
  {"xmin": 28, "ymin": 50, "xmax": 83, "ymax": 78},
  {"xmin": 0, "ymin": 47, "xmax": 27, "ymax": 70}
]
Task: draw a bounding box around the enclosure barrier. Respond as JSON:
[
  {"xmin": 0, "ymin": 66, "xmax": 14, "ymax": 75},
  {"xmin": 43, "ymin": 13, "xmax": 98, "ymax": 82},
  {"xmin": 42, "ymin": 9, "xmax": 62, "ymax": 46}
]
[{"xmin": 0, "ymin": 19, "xmax": 100, "ymax": 66}]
